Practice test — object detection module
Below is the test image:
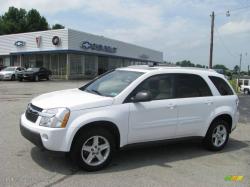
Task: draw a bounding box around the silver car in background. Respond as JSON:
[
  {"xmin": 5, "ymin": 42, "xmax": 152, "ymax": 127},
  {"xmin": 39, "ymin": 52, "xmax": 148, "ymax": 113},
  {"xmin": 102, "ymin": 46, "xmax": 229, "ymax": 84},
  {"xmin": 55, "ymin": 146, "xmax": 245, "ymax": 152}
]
[{"xmin": 0, "ymin": 66, "xmax": 25, "ymax": 80}]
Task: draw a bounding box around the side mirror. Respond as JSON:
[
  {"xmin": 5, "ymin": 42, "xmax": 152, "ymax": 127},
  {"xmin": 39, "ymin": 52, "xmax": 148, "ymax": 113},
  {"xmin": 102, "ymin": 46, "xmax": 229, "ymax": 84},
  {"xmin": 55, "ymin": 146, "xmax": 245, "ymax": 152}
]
[{"xmin": 131, "ymin": 91, "xmax": 152, "ymax": 102}]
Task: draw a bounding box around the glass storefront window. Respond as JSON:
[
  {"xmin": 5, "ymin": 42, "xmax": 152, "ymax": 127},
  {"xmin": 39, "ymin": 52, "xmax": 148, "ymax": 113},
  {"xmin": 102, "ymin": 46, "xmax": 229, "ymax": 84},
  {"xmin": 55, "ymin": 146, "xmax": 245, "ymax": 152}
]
[{"xmin": 70, "ymin": 54, "xmax": 82, "ymax": 75}]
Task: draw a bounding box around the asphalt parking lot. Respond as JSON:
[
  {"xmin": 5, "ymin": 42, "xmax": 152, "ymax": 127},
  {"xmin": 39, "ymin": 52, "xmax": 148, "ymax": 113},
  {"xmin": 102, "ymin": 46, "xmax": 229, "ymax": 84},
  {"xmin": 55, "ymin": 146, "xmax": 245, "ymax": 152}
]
[{"xmin": 0, "ymin": 80, "xmax": 249, "ymax": 187}]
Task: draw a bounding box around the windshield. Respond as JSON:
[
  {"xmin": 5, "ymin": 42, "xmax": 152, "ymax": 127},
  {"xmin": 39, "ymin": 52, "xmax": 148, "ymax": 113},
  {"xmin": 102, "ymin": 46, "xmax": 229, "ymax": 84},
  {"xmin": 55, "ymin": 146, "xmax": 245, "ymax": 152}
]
[
  {"xmin": 79, "ymin": 70, "xmax": 144, "ymax": 97},
  {"xmin": 27, "ymin": 68, "xmax": 39, "ymax": 71},
  {"xmin": 3, "ymin": 67, "xmax": 16, "ymax": 71}
]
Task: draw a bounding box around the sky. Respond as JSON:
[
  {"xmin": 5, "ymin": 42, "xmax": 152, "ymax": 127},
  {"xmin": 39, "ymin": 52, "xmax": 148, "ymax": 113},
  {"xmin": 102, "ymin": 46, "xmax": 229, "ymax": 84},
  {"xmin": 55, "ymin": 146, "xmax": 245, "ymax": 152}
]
[{"xmin": 0, "ymin": 0, "xmax": 250, "ymax": 70}]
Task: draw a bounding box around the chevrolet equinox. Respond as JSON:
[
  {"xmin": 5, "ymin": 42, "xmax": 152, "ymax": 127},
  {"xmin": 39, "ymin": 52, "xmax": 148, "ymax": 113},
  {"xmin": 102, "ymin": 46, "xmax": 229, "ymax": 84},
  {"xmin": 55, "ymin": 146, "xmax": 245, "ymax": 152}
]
[{"xmin": 20, "ymin": 66, "xmax": 239, "ymax": 171}]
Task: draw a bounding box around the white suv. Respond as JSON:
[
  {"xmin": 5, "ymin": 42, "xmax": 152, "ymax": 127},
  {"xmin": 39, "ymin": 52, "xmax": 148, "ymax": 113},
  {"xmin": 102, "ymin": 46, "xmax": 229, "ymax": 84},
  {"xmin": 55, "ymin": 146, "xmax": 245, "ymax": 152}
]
[{"xmin": 20, "ymin": 66, "xmax": 239, "ymax": 171}]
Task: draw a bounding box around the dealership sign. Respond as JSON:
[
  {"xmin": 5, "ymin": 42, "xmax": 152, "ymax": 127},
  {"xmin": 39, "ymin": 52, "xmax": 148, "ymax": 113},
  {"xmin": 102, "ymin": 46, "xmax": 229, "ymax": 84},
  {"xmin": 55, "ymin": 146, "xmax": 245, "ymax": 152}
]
[
  {"xmin": 80, "ymin": 41, "xmax": 117, "ymax": 53},
  {"xmin": 14, "ymin": 41, "xmax": 25, "ymax": 47},
  {"xmin": 36, "ymin": 36, "xmax": 42, "ymax": 47}
]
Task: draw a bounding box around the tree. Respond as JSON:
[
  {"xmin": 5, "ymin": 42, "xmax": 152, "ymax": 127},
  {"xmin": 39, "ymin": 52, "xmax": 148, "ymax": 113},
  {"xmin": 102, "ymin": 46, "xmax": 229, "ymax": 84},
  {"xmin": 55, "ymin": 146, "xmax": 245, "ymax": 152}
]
[
  {"xmin": 176, "ymin": 60, "xmax": 195, "ymax": 67},
  {"xmin": 52, "ymin": 24, "xmax": 65, "ymax": 29},
  {"xmin": 195, "ymin": 64, "xmax": 203, "ymax": 68},
  {"xmin": 0, "ymin": 7, "xmax": 27, "ymax": 34},
  {"xmin": 212, "ymin": 64, "xmax": 228, "ymax": 70},
  {"xmin": 233, "ymin": 65, "xmax": 240, "ymax": 74},
  {"xmin": 26, "ymin": 9, "xmax": 48, "ymax": 32},
  {"xmin": 0, "ymin": 6, "xmax": 64, "ymax": 35}
]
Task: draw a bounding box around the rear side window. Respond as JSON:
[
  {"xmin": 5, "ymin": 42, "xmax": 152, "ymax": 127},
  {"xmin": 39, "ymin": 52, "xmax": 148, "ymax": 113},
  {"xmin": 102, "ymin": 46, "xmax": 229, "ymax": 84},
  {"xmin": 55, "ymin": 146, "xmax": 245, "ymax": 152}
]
[
  {"xmin": 209, "ymin": 76, "xmax": 233, "ymax": 96},
  {"xmin": 175, "ymin": 74, "xmax": 212, "ymax": 98}
]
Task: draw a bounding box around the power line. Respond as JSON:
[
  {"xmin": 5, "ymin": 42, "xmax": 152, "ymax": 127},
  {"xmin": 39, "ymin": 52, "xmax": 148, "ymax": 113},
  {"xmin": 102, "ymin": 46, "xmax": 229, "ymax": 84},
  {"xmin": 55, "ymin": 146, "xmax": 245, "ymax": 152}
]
[
  {"xmin": 216, "ymin": 4, "xmax": 250, "ymax": 15},
  {"xmin": 214, "ymin": 26, "xmax": 238, "ymax": 58}
]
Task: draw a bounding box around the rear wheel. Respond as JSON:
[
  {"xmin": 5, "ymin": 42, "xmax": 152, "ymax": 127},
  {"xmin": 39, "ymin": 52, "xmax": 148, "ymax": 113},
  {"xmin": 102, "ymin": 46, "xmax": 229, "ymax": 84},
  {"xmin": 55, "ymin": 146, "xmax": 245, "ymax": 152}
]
[
  {"xmin": 70, "ymin": 128, "xmax": 116, "ymax": 171},
  {"xmin": 244, "ymin": 88, "xmax": 249, "ymax": 95},
  {"xmin": 203, "ymin": 119, "xmax": 229, "ymax": 151}
]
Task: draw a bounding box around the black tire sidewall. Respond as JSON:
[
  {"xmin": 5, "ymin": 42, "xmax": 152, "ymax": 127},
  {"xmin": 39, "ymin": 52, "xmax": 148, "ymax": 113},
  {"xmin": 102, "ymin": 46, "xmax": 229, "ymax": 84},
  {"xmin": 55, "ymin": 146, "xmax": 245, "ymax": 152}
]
[
  {"xmin": 71, "ymin": 128, "xmax": 116, "ymax": 171},
  {"xmin": 204, "ymin": 119, "xmax": 229, "ymax": 151}
]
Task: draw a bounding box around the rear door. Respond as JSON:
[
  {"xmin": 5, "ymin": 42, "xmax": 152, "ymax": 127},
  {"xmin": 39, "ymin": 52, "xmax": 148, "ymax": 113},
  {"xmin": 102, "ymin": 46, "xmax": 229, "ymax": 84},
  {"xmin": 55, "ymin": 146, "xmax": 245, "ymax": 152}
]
[{"xmin": 174, "ymin": 74, "xmax": 214, "ymax": 137}]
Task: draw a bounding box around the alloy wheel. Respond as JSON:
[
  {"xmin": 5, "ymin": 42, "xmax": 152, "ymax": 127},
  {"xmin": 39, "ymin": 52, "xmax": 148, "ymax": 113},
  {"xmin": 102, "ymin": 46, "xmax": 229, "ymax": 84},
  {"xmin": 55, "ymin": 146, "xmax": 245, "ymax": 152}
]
[
  {"xmin": 212, "ymin": 125, "xmax": 227, "ymax": 147},
  {"xmin": 81, "ymin": 136, "xmax": 110, "ymax": 166}
]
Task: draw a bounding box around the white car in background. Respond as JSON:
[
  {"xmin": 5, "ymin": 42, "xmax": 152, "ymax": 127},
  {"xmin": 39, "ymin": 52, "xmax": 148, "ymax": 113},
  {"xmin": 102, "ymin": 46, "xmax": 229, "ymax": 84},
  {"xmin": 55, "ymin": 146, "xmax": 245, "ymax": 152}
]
[
  {"xmin": 0, "ymin": 66, "xmax": 25, "ymax": 80},
  {"xmin": 20, "ymin": 66, "xmax": 239, "ymax": 171}
]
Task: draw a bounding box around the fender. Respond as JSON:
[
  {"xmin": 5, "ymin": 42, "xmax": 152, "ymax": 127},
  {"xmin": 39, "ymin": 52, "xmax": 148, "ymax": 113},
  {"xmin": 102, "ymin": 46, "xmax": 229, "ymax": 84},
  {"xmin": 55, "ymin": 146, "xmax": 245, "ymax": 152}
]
[
  {"xmin": 201, "ymin": 105, "xmax": 234, "ymax": 136},
  {"xmin": 64, "ymin": 104, "xmax": 129, "ymax": 152}
]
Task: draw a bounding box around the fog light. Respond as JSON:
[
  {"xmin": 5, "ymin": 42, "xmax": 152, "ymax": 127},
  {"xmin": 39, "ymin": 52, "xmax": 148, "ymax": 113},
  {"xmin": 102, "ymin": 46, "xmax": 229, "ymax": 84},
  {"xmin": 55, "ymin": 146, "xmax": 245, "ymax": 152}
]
[{"xmin": 42, "ymin": 134, "xmax": 48, "ymax": 140}]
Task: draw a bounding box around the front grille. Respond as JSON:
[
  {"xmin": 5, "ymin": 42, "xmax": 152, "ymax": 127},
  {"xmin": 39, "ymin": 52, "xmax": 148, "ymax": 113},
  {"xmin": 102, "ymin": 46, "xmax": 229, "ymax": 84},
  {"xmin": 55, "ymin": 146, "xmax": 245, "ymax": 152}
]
[{"xmin": 25, "ymin": 104, "xmax": 43, "ymax": 123}]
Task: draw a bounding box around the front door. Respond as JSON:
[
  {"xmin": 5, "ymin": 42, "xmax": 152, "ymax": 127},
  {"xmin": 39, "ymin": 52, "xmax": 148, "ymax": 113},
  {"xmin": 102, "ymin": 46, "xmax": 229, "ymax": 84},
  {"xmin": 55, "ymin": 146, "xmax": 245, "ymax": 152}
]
[{"xmin": 127, "ymin": 74, "xmax": 178, "ymax": 143}]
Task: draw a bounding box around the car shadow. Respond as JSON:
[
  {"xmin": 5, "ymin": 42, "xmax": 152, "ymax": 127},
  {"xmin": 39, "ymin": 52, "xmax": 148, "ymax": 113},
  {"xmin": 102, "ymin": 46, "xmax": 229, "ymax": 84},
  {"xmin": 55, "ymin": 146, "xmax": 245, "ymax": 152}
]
[{"xmin": 30, "ymin": 138, "xmax": 248, "ymax": 175}]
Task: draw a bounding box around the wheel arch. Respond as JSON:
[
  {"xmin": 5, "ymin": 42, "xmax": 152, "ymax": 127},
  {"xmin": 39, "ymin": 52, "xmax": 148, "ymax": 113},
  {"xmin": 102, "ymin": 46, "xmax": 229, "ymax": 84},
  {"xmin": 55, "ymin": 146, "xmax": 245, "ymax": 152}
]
[
  {"xmin": 69, "ymin": 120, "xmax": 121, "ymax": 152},
  {"xmin": 206, "ymin": 114, "xmax": 233, "ymax": 136}
]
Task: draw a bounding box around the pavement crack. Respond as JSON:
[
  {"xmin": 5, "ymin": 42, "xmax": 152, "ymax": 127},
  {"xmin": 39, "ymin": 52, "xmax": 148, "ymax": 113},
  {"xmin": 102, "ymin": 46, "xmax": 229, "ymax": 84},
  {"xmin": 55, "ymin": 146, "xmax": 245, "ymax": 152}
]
[{"xmin": 44, "ymin": 169, "xmax": 79, "ymax": 187}]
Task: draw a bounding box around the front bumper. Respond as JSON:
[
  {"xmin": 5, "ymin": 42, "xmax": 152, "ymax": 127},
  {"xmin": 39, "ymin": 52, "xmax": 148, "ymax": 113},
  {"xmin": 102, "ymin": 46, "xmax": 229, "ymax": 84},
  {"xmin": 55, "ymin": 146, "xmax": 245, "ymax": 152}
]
[
  {"xmin": 20, "ymin": 123, "xmax": 44, "ymax": 149},
  {"xmin": 0, "ymin": 74, "xmax": 12, "ymax": 80},
  {"xmin": 20, "ymin": 114, "xmax": 69, "ymax": 152}
]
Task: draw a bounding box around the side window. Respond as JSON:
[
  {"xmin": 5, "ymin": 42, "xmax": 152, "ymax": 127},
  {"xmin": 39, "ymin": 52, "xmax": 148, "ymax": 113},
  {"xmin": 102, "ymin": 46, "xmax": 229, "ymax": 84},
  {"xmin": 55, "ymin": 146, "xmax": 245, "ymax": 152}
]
[
  {"xmin": 209, "ymin": 76, "xmax": 234, "ymax": 96},
  {"xmin": 175, "ymin": 74, "xmax": 212, "ymax": 98},
  {"xmin": 244, "ymin": 80, "xmax": 249, "ymax": 86},
  {"xmin": 126, "ymin": 74, "xmax": 174, "ymax": 102}
]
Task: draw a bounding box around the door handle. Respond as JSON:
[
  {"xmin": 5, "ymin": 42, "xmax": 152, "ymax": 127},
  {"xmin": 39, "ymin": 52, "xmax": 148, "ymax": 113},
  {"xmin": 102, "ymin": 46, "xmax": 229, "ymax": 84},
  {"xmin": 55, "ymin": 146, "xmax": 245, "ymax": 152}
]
[
  {"xmin": 205, "ymin": 100, "xmax": 213, "ymax": 105},
  {"xmin": 167, "ymin": 103, "xmax": 176, "ymax": 109}
]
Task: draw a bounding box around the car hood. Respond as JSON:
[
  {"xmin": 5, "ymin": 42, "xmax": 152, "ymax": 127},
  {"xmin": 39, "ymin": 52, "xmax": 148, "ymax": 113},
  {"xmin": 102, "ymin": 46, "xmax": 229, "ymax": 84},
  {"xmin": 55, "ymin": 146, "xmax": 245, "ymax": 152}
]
[
  {"xmin": 31, "ymin": 88, "xmax": 114, "ymax": 111},
  {"xmin": 0, "ymin": 71, "xmax": 14, "ymax": 75}
]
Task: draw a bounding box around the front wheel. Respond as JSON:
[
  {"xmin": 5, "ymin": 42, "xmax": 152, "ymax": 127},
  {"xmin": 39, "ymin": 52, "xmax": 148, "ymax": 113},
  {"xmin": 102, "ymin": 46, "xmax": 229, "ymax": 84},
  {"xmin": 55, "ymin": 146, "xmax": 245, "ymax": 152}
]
[
  {"xmin": 34, "ymin": 75, "xmax": 39, "ymax": 82},
  {"xmin": 11, "ymin": 74, "xmax": 15, "ymax": 81},
  {"xmin": 203, "ymin": 119, "xmax": 229, "ymax": 151},
  {"xmin": 70, "ymin": 128, "xmax": 116, "ymax": 171}
]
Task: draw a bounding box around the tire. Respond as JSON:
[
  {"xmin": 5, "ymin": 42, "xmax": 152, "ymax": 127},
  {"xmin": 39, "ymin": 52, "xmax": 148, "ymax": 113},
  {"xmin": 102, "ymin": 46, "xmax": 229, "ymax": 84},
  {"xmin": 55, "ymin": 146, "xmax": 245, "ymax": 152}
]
[
  {"xmin": 203, "ymin": 119, "xmax": 230, "ymax": 151},
  {"xmin": 46, "ymin": 75, "xmax": 51, "ymax": 80},
  {"xmin": 244, "ymin": 89, "xmax": 249, "ymax": 95},
  {"xmin": 34, "ymin": 75, "xmax": 39, "ymax": 82},
  {"xmin": 70, "ymin": 128, "xmax": 116, "ymax": 171},
  {"xmin": 11, "ymin": 74, "xmax": 15, "ymax": 81}
]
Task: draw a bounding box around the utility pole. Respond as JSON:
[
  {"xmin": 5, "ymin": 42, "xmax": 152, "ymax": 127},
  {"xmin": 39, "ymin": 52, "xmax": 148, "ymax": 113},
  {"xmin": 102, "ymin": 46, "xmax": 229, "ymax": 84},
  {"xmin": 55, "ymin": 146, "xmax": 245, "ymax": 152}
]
[
  {"xmin": 239, "ymin": 53, "xmax": 242, "ymax": 74},
  {"xmin": 209, "ymin": 11, "xmax": 215, "ymax": 69}
]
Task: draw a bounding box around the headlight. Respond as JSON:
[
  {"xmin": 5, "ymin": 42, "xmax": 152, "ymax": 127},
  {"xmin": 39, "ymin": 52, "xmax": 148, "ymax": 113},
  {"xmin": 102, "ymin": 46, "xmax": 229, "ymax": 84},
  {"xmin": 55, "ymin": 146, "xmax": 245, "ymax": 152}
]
[{"xmin": 39, "ymin": 108, "xmax": 70, "ymax": 128}]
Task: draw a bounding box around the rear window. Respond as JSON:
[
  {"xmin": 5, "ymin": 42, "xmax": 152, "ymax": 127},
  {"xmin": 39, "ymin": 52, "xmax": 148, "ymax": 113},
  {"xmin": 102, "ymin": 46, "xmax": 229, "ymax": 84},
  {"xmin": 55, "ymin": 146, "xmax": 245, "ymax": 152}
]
[
  {"xmin": 175, "ymin": 74, "xmax": 212, "ymax": 98},
  {"xmin": 209, "ymin": 76, "xmax": 234, "ymax": 96}
]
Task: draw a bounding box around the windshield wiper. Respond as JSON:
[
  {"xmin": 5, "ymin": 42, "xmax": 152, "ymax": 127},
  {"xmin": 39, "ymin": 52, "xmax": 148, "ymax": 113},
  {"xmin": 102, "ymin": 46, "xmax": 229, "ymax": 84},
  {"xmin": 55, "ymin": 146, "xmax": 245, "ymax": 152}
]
[
  {"xmin": 85, "ymin": 89, "xmax": 103, "ymax": 96},
  {"xmin": 91, "ymin": 89, "xmax": 102, "ymax": 96}
]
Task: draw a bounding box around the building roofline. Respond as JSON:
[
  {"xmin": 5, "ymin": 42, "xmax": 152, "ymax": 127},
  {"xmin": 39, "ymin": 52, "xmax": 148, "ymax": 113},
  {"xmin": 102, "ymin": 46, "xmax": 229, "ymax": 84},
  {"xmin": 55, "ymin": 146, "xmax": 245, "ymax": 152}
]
[{"xmin": 0, "ymin": 29, "xmax": 67, "ymax": 38}]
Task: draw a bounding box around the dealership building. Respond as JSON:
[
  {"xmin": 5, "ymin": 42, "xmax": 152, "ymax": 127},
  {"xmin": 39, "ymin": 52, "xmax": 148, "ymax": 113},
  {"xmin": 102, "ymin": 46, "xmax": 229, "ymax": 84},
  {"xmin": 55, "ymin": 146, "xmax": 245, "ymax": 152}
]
[{"xmin": 0, "ymin": 29, "xmax": 163, "ymax": 79}]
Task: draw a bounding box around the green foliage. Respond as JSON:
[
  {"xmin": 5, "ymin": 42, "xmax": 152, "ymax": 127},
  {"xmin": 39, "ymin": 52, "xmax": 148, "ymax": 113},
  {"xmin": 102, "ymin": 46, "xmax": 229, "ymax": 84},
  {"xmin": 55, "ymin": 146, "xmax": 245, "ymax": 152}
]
[
  {"xmin": 233, "ymin": 65, "xmax": 240, "ymax": 74},
  {"xmin": 52, "ymin": 24, "xmax": 65, "ymax": 29},
  {"xmin": 26, "ymin": 9, "xmax": 48, "ymax": 32},
  {"xmin": 176, "ymin": 60, "xmax": 195, "ymax": 67},
  {"xmin": 212, "ymin": 64, "xmax": 228, "ymax": 70},
  {"xmin": 0, "ymin": 6, "xmax": 64, "ymax": 35},
  {"xmin": 228, "ymin": 79, "xmax": 239, "ymax": 93}
]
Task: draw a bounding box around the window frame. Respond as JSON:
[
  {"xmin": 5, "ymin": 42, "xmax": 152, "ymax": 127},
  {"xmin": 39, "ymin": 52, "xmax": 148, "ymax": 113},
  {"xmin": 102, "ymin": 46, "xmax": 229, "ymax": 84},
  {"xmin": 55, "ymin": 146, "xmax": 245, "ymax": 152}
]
[
  {"xmin": 124, "ymin": 73, "xmax": 213, "ymax": 103},
  {"xmin": 209, "ymin": 76, "xmax": 234, "ymax": 96}
]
